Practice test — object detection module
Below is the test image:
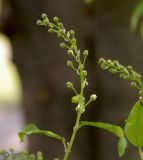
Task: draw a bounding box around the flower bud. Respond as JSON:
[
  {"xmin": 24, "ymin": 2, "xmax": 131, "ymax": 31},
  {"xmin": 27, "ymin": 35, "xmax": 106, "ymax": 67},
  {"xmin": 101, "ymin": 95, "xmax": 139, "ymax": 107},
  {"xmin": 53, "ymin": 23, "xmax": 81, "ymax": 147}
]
[
  {"xmin": 98, "ymin": 58, "xmax": 106, "ymax": 65},
  {"xmin": 109, "ymin": 68, "xmax": 117, "ymax": 74},
  {"xmin": 58, "ymin": 22, "xmax": 63, "ymax": 28},
  {"xmin": 41, "ymin": 13, "xmax": 47, "ymax": 19},
  {"xmin": 130, "ymin": 82, "xmax": 137, "ymax": 88},
  {"xmin": 36, "ymin": 20, "xmax": 43, "ymax": 25},
  {"xmin": 60, "ymin": 43, "xmax": 68, "ymax": 48},
  {"xmin": 90, "ymin": 94, "xmax": 97, "ymax": 101},
  {"xmin": 53, "ymin": 17, "xmax": 59, "ymax": 22},
  {"xmin": 82, "ymin": 70, "xmax": 87, "ymax": 77},
  {"xmin": 71, "ymin": 38, "xmax": 76, "ymax": 45},
  {"xmin": 71, "ymin": 95, "xmax": 80, "ymax": 103},
  {"xmin": 83, "ymin": 50, "xmax": 89, "ymax": 57},
  {"xmin": 139, "ymin": 91, "xmax": 143, "ymax": 96},
  {"xmin": 107, "ymin": 60, "xmax": 112, "ymax": 64},
  {"xmin": 48, "ymin": 28, "xmax": 54, "ymax": 33},
  {"xmin": 127, "ymin": 65, "xmax": 133, "ymax": 70},
  {"xmin": 70, "ymin": 30, "xmax": 75, "ymax": 35},
  {"xmin": 67, "ymin": 61, "xmax": 73, "ymax": 67},
  {"xmin": 68, "ymin": 50, "xmax": 74, "ymax": 56},
  {"xmin": 139, "ymin": 96, "xmax": 143, "ymax": 103},
  {"xmin": 66, "ymin": 82, "xmax": 73, "ymax": 89}
]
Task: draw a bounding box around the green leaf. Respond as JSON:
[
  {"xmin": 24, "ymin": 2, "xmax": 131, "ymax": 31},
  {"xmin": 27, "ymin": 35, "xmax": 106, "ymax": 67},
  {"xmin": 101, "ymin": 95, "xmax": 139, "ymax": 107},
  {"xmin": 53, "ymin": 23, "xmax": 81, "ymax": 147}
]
[
  {"xmin": 124, "ymin": 102, "xmax": 143, "ymax": 147},
  {"xmin": 130, "ymin": 1, "xmax": 143, "ymax": 32},
  {"xmin": 118, "ymin": 136, "xmax": 127, "ymax": 157},
  {"xmin": 19, "ymin": 124, "xmax": 64, "ymax": 142},
  {"xmin": 80, "ymin": 121, "xmax": 127, "ymax": 157},
  {"xmin": 80, "ymin": 121, "xmax": 124, "ymax": 137}
]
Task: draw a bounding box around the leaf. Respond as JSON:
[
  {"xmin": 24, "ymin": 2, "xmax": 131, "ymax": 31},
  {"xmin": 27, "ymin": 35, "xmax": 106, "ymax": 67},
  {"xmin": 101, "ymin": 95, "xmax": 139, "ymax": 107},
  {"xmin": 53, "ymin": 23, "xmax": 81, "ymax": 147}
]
[
  {"xmin": 19, "ymin": 124, "xmax": 64, "ymax": 142},
  {"xmin": 130, "ymin": 1, "xmax": 143, "ymax": 32},
  {"xmin": 80, "ymin": 121, "xmax": 124, "ymax": 137},
  {"xmin": 80, "ymin": 121, "xmax": 127, "ymax": 157},
  {"xmin": 124, "ymin": 102, "xmax": 143, "ymax": 147},
  {"xmin": 118, "ymin": 136, "xmax": 127, "ymax": 157}
]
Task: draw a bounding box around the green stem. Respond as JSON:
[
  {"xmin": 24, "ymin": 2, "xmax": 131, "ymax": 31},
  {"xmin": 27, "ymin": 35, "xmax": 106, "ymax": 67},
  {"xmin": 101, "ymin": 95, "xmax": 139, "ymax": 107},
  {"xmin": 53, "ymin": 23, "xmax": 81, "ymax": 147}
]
[
  {"xmin": 63, "ymin": 59, "xmax": 84, "ymax": 160},
  {"xmin": 63, "ymin": 111, "xmax": 82, "ymax": 160},
  {"xmin": 139, "ymin": 147, "xmax": 143, "ymax": 160}
]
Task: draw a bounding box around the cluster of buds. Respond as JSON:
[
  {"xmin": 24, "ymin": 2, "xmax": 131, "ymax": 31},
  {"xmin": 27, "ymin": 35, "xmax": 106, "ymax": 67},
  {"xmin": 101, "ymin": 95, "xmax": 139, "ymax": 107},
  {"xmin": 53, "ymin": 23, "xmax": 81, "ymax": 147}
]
[
  {"xmin": 37, "ymin": 13, "xmax": 97, "ymax": 113},
  {"xmin": 98, "ymin": 58, "xmax": 143, "ymax": 104}
]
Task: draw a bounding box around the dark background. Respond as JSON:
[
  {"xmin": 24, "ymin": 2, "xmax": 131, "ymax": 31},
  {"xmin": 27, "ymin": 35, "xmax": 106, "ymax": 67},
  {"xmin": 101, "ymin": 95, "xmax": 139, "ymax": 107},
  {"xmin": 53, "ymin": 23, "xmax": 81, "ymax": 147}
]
[{"xmin": 1, "ymin": 0, "xmax": 143, "ymax": 159}]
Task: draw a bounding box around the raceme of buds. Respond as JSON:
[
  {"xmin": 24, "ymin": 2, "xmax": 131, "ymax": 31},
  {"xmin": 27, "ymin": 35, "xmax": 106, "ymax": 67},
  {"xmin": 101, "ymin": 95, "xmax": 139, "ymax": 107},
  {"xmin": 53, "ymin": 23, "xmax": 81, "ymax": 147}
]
[{"xmin": 99, "ymin": 57, "xmax": 143, "ymax": 104}]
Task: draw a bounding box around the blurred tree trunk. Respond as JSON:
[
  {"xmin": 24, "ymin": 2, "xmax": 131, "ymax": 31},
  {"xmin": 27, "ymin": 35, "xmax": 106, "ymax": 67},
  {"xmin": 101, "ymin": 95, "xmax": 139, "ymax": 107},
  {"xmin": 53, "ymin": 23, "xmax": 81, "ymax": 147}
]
[{"xmin": 1, "ymin": 0, "xmax": 142, "ymax": 160}]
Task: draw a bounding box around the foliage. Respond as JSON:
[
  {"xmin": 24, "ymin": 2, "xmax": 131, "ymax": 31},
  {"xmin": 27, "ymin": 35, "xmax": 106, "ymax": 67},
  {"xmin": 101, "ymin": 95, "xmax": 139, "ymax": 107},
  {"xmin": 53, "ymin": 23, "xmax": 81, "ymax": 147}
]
[
  {"xmin": 131, "ymin": 0, "xmax": 143, "ymax": 38},
  {"xmin": 99, "ymin": 58, "xmax": 143, "ymax": 160},
  {"xmin": 18, "ymin": 13, "xmax": 143, "ymax": 160},
  {"xmin": 19, "ymin": 14, "xmax": 127, "ymax": 160},
  {"xmin": 0, "ymin": 149, "xmax": 43, "ymax": 160}
]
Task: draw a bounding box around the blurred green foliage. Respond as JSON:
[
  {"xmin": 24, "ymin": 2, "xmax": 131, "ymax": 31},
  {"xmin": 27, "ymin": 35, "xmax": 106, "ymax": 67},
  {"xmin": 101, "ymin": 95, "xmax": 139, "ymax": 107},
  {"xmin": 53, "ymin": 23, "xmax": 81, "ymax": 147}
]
[
  {"xmin": 131, "ymin": 0, "xmax": 143, "ymax": 38},
  {"xmin": 84, "ymin": 0, "xmax": 95, "ymax": 5}
]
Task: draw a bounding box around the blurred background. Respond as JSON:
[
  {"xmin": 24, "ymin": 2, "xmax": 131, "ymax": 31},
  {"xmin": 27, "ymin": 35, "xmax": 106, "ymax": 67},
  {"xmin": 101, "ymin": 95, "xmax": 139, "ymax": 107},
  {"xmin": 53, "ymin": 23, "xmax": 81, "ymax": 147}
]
[{"xmin": 0, "ymin": 0, "xmax": 143, "ymax": 159}]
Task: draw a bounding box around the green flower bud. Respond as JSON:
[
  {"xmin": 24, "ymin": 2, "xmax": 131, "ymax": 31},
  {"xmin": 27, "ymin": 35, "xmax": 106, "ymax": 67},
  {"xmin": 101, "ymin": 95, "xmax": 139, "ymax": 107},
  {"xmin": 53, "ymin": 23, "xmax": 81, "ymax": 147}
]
[
  {"xmin": 57, "ymin": 33, "xmax": 62, "ymax": 38},
  {"xmin": 36, "ymin": 20, "xmax": 43, "ymax": 25},
  {"xmin": 43, "ymin": 19, "xmax": 49, "ymax": 25},
  {"xmin": 90, "ymin": 94, "xmax": 97, "ymax": 101},
  {"xmin": 67, "ymin": 61, "xmax": 73, "ymax": 67},
  {"xmin": 71, "ymin": 38, "xmax": 76, "ymax": 45},
  {"xmin": 68, "ymin": 50, "xmax": 74, "ymax": 56},
  {"xmin": 122, "ymin": 75, "xmax": 129, "ymax": 80},
  {"xmin": 58, "ymin": 22, "xmax": 64, "ymax": 28},
  {"xmin": 71, "ymin": 95, "xmax": 80, "ymax": 103},
  {"xmin": 109, "ymin": 68, "xmax": 117, "ymax": 74},
  {"xmin": 98, "ymin": 58, "xmax": 106, "ymax": 65},
  {"xmin": 48, "ymin": 28, "xmax": 54, "ymax": 33},
  {"xmin": 67, "ymin": 31, "xmax": 70, "ymax": 38},
  {"xmin": 113, "ymin": 60, "xmax": 119, "ymax": 67},
  {"xmin": 130, "ymin": 82, "xmax": 137, "ymax": 88},
  {"xmin": 139, "ymin": 91, "xmax": 143, "ymax": 96},
  {"xmin": 83, "ymin": 50, "xmax": 89, "ymax": 57},
  {"xmin": 127, "ymin": 65, "xmax": 133, "ymax": 70},
  {"xmin": 100, "ymin": 64, "xmax": 109, "ymax": 70},
  {"xmin": 107, "ymin": 60, "xmax": 112, "ymax": 64},
  {"xmin": 66, "ymin": 82, "xmax": 73, "ymax": 89},
  {"xmin": 139, "ymin": 96, "xmax": 143, "ymax": 103},
  {"xmin": 53, "ymin": 17, "xmax": 59, "ymax": 22},
  {"xmin": 60, "ymin": 43, "xmax": 68, "ymax": 48},
  {"xmin": 83, "ymin": 70, "xmax": 87, "ymax": 77},
  {"xmin": 120, "ymin": 73, "xmax": 124, "ymax": 79},
  {"xmin": 70, "ymin": 30, "xmax": 75, "ymax": 35},
  {"xmin": 41, "ymin": 13, "xmax": 47, "ymax": 19}
]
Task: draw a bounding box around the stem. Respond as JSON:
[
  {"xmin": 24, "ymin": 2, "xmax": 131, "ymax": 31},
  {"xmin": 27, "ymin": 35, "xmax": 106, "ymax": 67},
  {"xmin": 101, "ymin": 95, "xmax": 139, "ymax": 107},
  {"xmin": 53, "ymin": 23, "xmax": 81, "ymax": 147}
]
[
  {"xmin": 139, "ymin": 147, "xmax": 143, "ymax": 160},
  {"xmin": 62, "ymin": 139, "xmax": 68, "ymax": 152},
  {"xmin": 63, "ymin": 59, "xmax": 84, "ymax": 160},
  {"xmin": 63, "ymin": 112, "xmax": 82, "ymax": 160}
]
